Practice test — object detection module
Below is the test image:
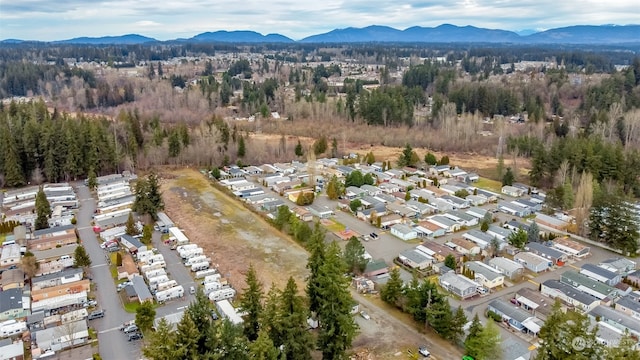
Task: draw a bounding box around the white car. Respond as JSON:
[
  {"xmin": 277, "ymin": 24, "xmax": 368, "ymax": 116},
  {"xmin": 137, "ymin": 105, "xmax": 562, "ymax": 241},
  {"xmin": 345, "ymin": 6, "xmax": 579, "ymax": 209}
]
[
  {"xmin": 418, "ymin": 346, "xmax": 431, "ymax": 357},
  {"xmin": 359, "ymin": 311, "xmax": 370, "ymax": 320}
]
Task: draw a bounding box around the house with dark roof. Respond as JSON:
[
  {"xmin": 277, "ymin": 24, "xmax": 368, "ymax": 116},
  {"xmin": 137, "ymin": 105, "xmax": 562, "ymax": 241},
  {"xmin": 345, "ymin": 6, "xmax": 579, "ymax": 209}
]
[
  {"xmin": 614, "ymin": 295, "xmax": 640, "ymax": 319},
  {"xmin": 131, "ymin": 275, "xmax": 153, "ymax": 303},
  {"xmin": 588, "ymin": 305, "xmax": 640, "ymax": 338},
  {"xmin": 514, "ymin": 287, "xmax": 553, "ymax": 320},
  {"xmin": 560, "ymin": 270, "xmax": 620, "ymax": 301},
  {"xmin": 541, "ymin": 280, "xmax": 600, "ymax": 313},
  {"xmin": 487, "ymin": 225, "xmax": 513, "ymax": 242},
  {"xmin": 398, "ymin": 248, "xmax": 432, "ymax": 270},
  {"xmin": 487, "ymin": 299, "xmax": 541, "ymax": 335},
  {"xmin": 526, "ymin": 242, "xmax": 567, "ymax": 265},
  {"xmin": 120, "ymin": 234, "xmax": 144, "ymax": 254},
  {"xmin": 0, "ymin": 288, "xmax": 29, "ymax": 321},
  {"xmin": 581, "ymin": 264, "xmax": 622, "ymax": 286}
]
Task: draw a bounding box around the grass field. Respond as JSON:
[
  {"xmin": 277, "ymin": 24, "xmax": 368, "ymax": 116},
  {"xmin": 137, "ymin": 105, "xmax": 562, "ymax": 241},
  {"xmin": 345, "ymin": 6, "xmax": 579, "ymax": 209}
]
[{"xmin": 476, "ymin": 177, "xmax": 503, "ymax": 192}]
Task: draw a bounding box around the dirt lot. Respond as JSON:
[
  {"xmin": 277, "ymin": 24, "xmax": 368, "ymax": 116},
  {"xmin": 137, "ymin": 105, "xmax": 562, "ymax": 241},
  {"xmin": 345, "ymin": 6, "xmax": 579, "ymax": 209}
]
[
  {"xmin": 158, "ymin": 168, "xmax": 465, "ymax": 359},
  {"xmin": 159, "ymin": 168, "xmax": 309, "ymax": 291}
]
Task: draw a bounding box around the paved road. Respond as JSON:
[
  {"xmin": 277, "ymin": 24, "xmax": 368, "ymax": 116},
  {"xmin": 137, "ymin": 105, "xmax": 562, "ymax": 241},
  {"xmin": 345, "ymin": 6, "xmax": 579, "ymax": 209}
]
[{"xmin": 75, "ymin": 185, "xmax": 140, "ymax": 360}]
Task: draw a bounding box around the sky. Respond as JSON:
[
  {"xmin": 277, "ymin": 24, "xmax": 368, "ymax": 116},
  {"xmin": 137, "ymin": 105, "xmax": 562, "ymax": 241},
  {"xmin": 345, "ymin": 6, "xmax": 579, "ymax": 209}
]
[{"xmin": 1, "ymin": 0, "xmax": 638, "ymax": 41}]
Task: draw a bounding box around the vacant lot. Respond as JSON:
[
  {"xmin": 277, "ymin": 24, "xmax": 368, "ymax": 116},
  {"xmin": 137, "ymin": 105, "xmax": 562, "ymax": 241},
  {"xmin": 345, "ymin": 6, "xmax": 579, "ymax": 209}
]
[{"xmin": 159, "ymin": 168, "xmax": 309, "ymax": 291}]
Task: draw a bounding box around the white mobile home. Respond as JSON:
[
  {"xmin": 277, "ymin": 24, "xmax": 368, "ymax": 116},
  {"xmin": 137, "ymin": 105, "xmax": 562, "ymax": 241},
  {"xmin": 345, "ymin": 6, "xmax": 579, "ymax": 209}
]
[
  {"xmin": 208, "ymin": 288, "xmax": 236, "ymax": 302},
  {"xmin": 155, "ymin": 286, "xmax": 184, "ymax": 302},
  {"xmin": 203, "ymin": 274, "xmax": 222, "ymax": 284},
  {"xmin": 204, "ymin": 282, "xmax": 223, "ymax": 293},
  {"xmin": 169, "ymin": 227, "xmax": 189, "ymax": 245},
  {"xmin": 156, "ymin": 280, "xmax": 179, "ymax": 293},
  {"xmin": 195, "ymin": 269, "xmax": 218, "ymax": 279},
  {"xmin": 191, "ymin": 262, "xmax": 210, "ymax": 272},
  {"xmin": 215, "ymin": 299, "xmax": 244, "ymax": 325},
  {"xmin": 144, "ymin": 269, "xmax": 167, "ymax": 280}
]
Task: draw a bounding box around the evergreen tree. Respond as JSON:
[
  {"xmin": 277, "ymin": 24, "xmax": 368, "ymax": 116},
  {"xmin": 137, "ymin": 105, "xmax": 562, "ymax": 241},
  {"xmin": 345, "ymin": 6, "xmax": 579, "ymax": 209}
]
[
  {"xmin": 426, "ymin": 299, "xmax": 454, "ymax": 338},
  {"xmin": 239, "ymin": 264, "xmax": 263, "ymax": 341},
  {"xmin": 381, "ymin": 267, "xmax": 403, "ymax": 306},
  {"xmin": 125, "ymin": 213, "xmax": 139, "ymax": 236},
  {"xmin": 502, "ymin": 167, "xmax": 515, "ymax": 186},
  {"xmin": 363, "ymin": 173, "xmax": 375, "ymax": 185},
  {"xmin": 424, "ymin": 152, "xmax": 437, "ymax": 165},
  {"xmin": 313, "ymin": 136, "xmax": 327, "ymax": 155},
  {"xmin": 87, "ymin": 168, "xmax": 98, "ymax": 190},
  {"xmin": 141, "ymin": 224, "xmax": 153, "ymax": 245},
  {"xmin": 168, "ymin": 130, "xmax": 181, "ymax": 157},
  {"xmin": 331, "ymin": 137, "xmax": 338, "ymax": 158},
  {"xmin": 174, "ymin": 312, "xmax": 201, "ymax": 359},
  {"xmin": 294, "ymin": 139, "xmax": 304, "ymax": 157},
  {"xmin": 133, "ymin": 173, "xmax": 164, "ymax": 221},
  {"xmin": 135, "ymin": 301, "xmax": 156, "ymax": 334},
  {"xmin": 536, "ymin": 300, "xmax": 603, "ymax": 360},
  {"xmin": 186, "ymin": 288, "xmax": 214, "ymax": 354},
  {"xmin": 451, "ymin": 306, "xmax": 468, "ymax": 344},
  {"xmin": 215, "ymin": 319, "xmax": 249, "ymax": 359},
  {"xmin": 464, "ymin": 314, "xmax": 484, "ymax": 359},
  {"xmin": 528, "ymin": 221, "xmax": 540, "ymax": 243},
  {"xmin": 35, "ymin": 187, "xmax": 51, "ymax": 230},
  {"xmin": 306, "ymin": 223, "xmax": 326, "ymax": 314},
  {"xmin": 444, "ymin": 254, "xmax": 457, "ymax": 270},
  {"xmin": 3, "ymin": 130, "xmax": 25, "ymax": 187},
  {"xmin": 343, "ymin": 236, "xmax": 368, "ymax": 274},
  {"xmin": 278, "ymin": 277, "xmax": 314, "ymax": 360},
  {"xmin": 507, "ymin": 229, "xmax": 528, "ymax": 249},
  {"xmin": 605, "ymin": 330, "xmax": 640, "ymax": 360},
  {"xmin": 248, "ymin": 329, "xmax": 279, "ymax": 360},
  {"xmin": 142, "ymin": 318, "xmax": 178, "ymax": 360},
  {"xmin": 237, "ymin": 135, "xmax": 246, "ymax": 158},
  {"xmin": 316, "ymin": 242, "xmax": 358, "ymax": 360},
  {"xmin": 73, "ymin": 245, "xmax": 91, "ymax": 268},
  {"xmin": 211, "ymin": 167, "xmax": 221, "ymax": 180}
]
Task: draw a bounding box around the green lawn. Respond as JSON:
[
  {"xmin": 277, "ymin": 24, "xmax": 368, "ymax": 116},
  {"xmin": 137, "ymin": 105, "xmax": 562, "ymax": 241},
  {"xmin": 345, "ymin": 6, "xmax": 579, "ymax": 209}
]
[
  {"xmin": 324, "ymin": 220, "xmax": 346, "ymax": 233},
  {"xmin": 476, "ymin": 177, "xmax": 503, "ymax": 192}
]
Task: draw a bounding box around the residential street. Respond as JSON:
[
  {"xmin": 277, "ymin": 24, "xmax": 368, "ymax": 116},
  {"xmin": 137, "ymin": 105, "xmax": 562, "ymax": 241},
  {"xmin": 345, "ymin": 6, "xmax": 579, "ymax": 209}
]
[
  {"xmin": 75, "ymin": 184, "xmax": 202, "ymax": 359},
  {"xmin": 75, "ymin": 184, "xmax": 140, "ymax": 360}
]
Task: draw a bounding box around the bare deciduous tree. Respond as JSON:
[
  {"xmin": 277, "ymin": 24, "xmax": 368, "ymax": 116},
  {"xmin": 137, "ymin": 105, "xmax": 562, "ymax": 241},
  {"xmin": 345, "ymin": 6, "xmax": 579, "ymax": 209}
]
[{"xmin": 574, "ymin": 171, "xmax": 594, "ymax": 236}]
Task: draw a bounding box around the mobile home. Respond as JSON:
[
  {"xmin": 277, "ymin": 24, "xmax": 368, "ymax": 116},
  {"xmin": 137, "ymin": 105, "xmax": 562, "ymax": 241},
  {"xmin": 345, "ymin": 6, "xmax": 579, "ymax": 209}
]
[
  {"xmin": 208, "ymin": 288, "xmax": 236, "ymax": 302},
  {"xmin": 195, "ymin": 269, "xmax": 218, "ymax": 279},
  {"xmin": 155, "ymin": 286, "xmax": 184, "ymax": 302},
  {"xmin": 185, "ymin": 255, "xmax": 207, "ymax": 266},
  {"xmin": 191, "ymin": 262, "xmax": 210, "ymax": 272},
  {"xmin": 203, "ymin": 274, "xmax": 222, "ymax": 284}
]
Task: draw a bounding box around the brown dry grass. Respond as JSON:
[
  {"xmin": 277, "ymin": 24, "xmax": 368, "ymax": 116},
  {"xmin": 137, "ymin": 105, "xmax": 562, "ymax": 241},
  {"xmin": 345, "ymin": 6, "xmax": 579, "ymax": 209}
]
[{"xmin": 158, "ymin": 168, "xmax": 309, "ymax": 292}]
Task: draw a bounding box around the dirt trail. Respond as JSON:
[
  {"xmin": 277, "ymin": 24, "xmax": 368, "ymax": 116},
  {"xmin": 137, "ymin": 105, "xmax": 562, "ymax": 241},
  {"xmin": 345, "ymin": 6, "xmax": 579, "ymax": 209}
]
[{"xmin": 159, "ymin": 168, "xmax": 309, "ymax": 291}]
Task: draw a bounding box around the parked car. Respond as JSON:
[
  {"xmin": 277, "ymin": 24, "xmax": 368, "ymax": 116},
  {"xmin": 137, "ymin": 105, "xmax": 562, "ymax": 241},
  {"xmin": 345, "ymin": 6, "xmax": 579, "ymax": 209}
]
[
  {"xmin": 120, "ymin": 320, "xmax": 135, "ymax": 330},
  {"xmin": 123, "ymin": 324, "xmax": 139, "ymax": 333},
  {"xmin": 83, "ymin": 300, "xmax": 98, "ymax": 308},
  {"xmin": 359, "ymin": 311, "xmax": 370, "ymax": 320},
  {"xmin": 190, "ymin": 286, "xmax": 196, "ymax": 295},
  {"xmin": 128, "ymin": 332, "xmax": 143, "ymax": 341},
  {"xmin": 87, "ymin": 310, "xmax": 105, "ymax": 320},
  {"xmin": 210, "ymin": 311, "xmax": 219, "ymax": 320},
  {"xmin": 418, "ymin": 346, "xmax": 431, "ymax": 357}
]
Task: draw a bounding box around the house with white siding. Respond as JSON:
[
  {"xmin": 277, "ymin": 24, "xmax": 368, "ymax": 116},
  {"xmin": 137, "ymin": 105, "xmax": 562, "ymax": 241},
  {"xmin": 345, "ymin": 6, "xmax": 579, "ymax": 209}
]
[
  {"xmin": 552, "ymin": 237, "xmax": 590, "ymax": 259},
  {"xmin": 439, "ymin": 272, "xmax": 479, "ymax": 299},
  {"xmin": 488, "ymin": 257, "xmax": 524, "ymax": 279},
  {"xmin": 487, "ymin": 225, "xmax": 513, "ymax": 242},
  {"xmin": 501, "ymin": 185, "xmax": 526, "ymax": 197},
  {"xmin": 514, "ymin": 252, "xmax": 551, "ymax": 273},
  {"xmin": 541, "ymin": 280, "xmax": 600, "ymax": 313},
  {"xmin": 581, "ymin": 264, "xmax": 621, "ymax": 286},
  {"xmin": 390, "ymin": 224, "xmax": 418, "ymax": 241},
  {"xmin": 465, "ymin": 261, "xmax": 504, "ymax": 289},
  {"xmin": 427, "ymin": 216, "xmax": 460, "ymax": 233}
]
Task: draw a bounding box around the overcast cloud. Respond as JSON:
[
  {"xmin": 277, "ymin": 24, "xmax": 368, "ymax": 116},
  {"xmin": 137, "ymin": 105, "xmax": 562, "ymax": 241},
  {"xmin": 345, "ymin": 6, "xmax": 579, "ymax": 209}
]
[{"xmin": 1, "ymin": 0, "xmax": 638, "ymax": 41}]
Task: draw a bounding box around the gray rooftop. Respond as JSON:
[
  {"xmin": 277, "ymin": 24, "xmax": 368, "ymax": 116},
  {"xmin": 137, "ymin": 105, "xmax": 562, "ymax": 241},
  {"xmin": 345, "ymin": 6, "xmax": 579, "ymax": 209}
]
[
  {"xmin": 32, "ymin": 243, "xmax": 78, "ymax": 261},
  {"xmin": 489, "ymin": 257, "xmax": 524, "ymax": 273},
  {"xmin": 399, "ymin": 249, "xmax": 431, "ymax": 264},
  {"xmin": 33, "ymin": 224, "xmax": 75, "ymax": 237},
  {"xmin": 589, "ymin": 305, "xmax": 640, "ymax": 335},
  {"xmin": 581, "ymin": 264, "xmax": 619, "ymax": 280},
  {"xmin": 527, "ymin": 242, "xmax": 566, "ymax": 260},
  {"xmin": 439, "ymin": 272, "xmax": 478, "ymax": 291},
  {"xmin": 543, "ymin": 280, "xmax": 600, "ymax": 306},
  {"xmin": 32, "ymin": 267, "xmax": 83, "ymax": 284},
  {"xmin": 488, "ymin": 299, "xmax": 533, "ymax": 323},
  {"xmin": 132, "ymin": 275, "xmax": 153, "ymax": 302},
  {"xmin": 616, "ymin": 295, "xmax": 640, "ymax": 314},
  {"xmin": 560, "ymin": 270, "xmax": 617, "ymax": 297},
  {"xmin": 465, "ymin": 261, "xmax": 504, "ymax": 281},
  {"xmin": 0, "ymin": 288, "xmax": 24, "ymax": 313}
]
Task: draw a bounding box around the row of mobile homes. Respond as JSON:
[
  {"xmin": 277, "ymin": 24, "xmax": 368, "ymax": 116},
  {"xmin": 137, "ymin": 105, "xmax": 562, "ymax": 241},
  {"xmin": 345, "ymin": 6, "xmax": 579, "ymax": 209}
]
[{"xmin": 208, "ymin": 288, "xmax": 236, "ymax": 302}]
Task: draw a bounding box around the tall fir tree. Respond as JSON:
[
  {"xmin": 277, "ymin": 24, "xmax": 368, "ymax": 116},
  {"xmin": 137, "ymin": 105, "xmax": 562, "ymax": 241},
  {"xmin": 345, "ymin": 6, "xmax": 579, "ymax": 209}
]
[
  {"xmin": 380, "ymin": 267, "xmax": 403, "ymax": 306},
  {"xmin": 35, "ymin": 187, "xmax": 51, "ymax": 230},
  {"xmin": 239, "ymin": 264, "xmax": 263, "ymax": 341},
  {"xmin": 279, "ymin": 277, "xmax": 314, "ymax": 360},
  {"xmin": 306, "ymin": 223, "xmax": 326, "ymax": 315},
  {"xmin": 142, "ymin": 318, "xmax": 178, "ymax": 360},
  {"xmin": 316, "ymin": 242, "xmax": 358, "ymax": 360}
]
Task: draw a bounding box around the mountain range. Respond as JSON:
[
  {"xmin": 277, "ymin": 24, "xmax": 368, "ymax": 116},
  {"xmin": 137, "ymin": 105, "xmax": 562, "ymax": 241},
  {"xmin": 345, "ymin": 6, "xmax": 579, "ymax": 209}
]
[{"xmin": 3, "ymin": 24, "xmax": 639, "ymax": 45}]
